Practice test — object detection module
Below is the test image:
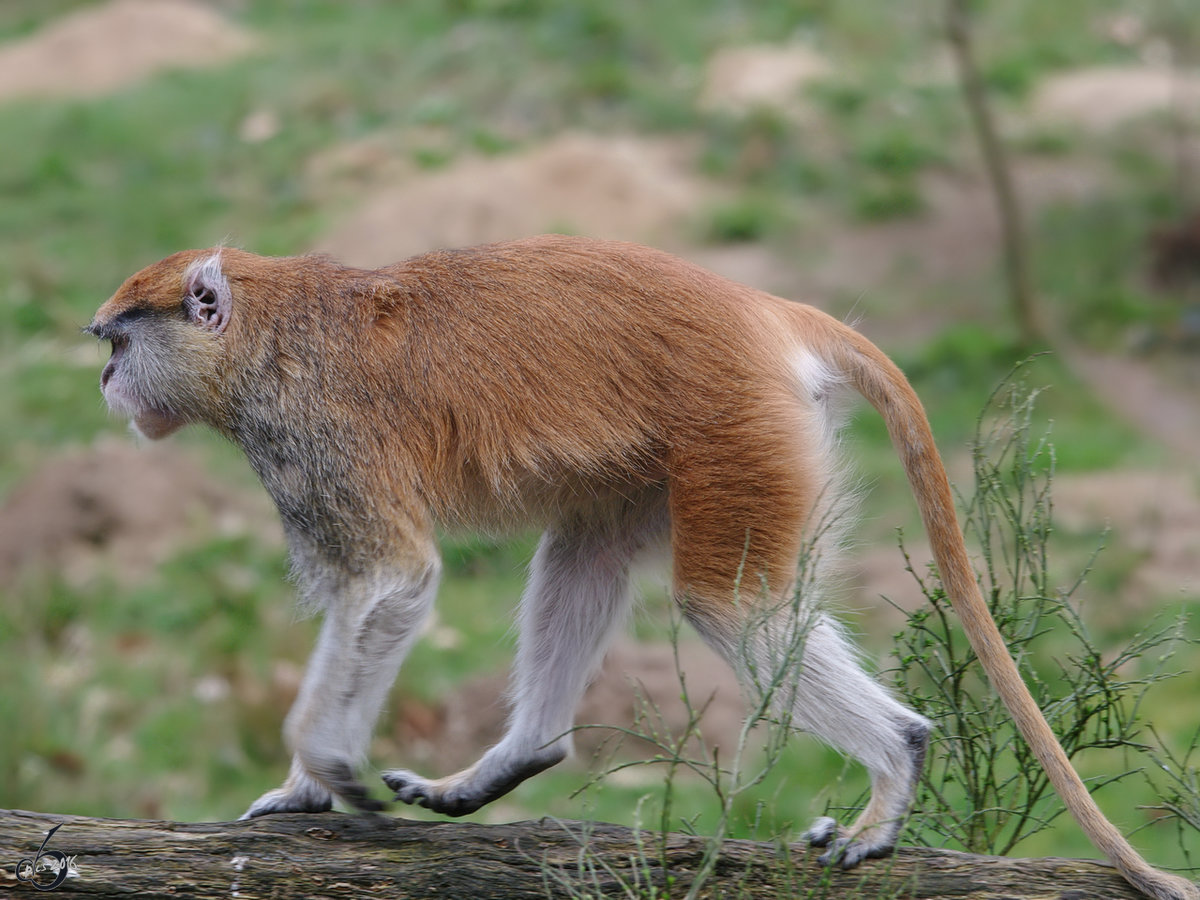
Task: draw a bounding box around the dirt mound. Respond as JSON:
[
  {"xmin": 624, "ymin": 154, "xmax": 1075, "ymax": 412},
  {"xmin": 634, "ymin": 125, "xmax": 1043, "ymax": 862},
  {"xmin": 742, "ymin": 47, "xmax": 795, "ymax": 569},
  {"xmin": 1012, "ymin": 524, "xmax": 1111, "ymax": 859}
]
[
  {"xmin": 0, "ymin": 0, "xmax": 255, "ymax": 103},
  {"xmin": 699, "ymin": 43, "xmax": 830, "ymax": 117},
  {"xmin": 807, "ymin": 158, "xmax": 1104, "ymax": 315},
  {"xmin": 315, "ymin": 133, "xmax": 707, "ymax": 267},
  {"xmin": 1032, "ymin": 65, "xmax": 1200, "ymax": 133},
  {"xmin": 0, "ymin": 439, "xmax": 274, "ymax": 586}
]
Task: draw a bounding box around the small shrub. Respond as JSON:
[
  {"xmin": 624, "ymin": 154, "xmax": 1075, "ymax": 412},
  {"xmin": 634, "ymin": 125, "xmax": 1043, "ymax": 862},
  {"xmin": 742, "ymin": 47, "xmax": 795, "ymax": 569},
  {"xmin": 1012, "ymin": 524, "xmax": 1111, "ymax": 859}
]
[
  {"xmin": 704, "ymin": 195, "xmax": 781, "ymax": 243},
  {"xmin": 890, "ymin": 376, "xmax": 1187, "ymax": 856}
]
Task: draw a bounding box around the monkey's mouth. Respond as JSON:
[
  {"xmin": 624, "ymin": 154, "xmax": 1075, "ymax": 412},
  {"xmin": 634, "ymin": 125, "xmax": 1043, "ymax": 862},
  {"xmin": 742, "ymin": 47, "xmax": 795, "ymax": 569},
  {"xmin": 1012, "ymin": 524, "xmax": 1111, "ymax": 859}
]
[{"xmin": 98, "ymin": 338, "xmax": 184, "ymax": 439}]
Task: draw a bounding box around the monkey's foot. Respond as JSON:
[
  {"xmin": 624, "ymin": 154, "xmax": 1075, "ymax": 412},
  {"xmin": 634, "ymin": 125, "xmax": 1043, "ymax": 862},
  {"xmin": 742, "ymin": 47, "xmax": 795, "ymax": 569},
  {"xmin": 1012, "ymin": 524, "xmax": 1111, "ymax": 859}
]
[
  {"xmin": 241, "ymin": 783, "xmax": 333, "ymax": 820},
  {"xmin": 241, "ymin": 758, "xmax": 383, "ymax": 819},
  {"xmin": 802, "ymin": 816, "xmax": 894, "ymax": 869},
  {"xmin": 383, "ymin": 746, "xmax": 565, "ymax": 817}
]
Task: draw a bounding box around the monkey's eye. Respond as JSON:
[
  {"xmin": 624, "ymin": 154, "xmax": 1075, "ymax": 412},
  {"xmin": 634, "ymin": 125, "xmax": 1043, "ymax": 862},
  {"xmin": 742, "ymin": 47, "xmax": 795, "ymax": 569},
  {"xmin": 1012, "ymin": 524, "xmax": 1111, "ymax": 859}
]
[{"xmin": 89, "ymin": 307, "xmax": 149, "ymax": 340}]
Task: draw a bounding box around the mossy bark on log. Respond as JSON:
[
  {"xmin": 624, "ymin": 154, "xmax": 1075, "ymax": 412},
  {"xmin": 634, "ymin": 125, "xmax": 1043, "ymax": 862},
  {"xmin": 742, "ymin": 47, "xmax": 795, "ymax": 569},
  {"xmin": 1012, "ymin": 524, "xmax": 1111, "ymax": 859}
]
[{"xmin": 1, "ymin": 808, "xmax": 1151, "ymax": 898}]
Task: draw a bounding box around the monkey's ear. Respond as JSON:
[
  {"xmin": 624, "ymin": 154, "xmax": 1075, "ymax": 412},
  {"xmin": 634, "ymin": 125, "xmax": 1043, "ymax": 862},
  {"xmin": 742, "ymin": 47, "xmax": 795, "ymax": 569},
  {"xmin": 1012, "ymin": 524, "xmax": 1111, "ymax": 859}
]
[{"xmin": 184, "ymin": 253, "xmax": 233, "ymax": 334}]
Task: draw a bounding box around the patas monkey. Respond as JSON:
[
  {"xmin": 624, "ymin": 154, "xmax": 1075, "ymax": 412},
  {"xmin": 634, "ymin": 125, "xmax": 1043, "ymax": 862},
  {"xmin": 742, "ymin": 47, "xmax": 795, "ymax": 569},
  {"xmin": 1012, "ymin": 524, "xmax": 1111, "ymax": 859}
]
[{"xmin": 88, "ymin": 235, "xmax": 1195, "ymax": 900}]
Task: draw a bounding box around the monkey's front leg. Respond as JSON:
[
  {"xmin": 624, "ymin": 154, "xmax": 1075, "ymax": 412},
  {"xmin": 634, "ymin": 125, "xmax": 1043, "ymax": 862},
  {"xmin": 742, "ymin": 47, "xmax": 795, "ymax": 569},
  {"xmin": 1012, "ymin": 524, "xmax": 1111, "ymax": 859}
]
[
  {"xmin": 242, "ymin": 564, "xmax": 439, "ymax": 819},
  {"xmin": 384, "ymin": 521, "xmax": 637, "ymax": 816}
]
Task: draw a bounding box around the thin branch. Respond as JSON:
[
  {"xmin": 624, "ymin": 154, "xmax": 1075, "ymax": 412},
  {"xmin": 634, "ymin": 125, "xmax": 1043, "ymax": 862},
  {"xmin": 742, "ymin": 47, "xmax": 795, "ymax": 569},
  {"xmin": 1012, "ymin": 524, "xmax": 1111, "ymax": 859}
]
[{"xmin": 946, "ymin": 0, "xmax": 1045, "ymax": 346}]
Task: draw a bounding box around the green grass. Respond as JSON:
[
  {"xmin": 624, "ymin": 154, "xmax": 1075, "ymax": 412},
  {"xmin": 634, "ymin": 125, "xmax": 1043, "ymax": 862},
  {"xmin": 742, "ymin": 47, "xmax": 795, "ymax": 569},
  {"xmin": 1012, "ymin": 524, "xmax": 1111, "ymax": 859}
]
[{"xmin": 1, "ymin": 0, "xmax": 1197, "ymax": 887}]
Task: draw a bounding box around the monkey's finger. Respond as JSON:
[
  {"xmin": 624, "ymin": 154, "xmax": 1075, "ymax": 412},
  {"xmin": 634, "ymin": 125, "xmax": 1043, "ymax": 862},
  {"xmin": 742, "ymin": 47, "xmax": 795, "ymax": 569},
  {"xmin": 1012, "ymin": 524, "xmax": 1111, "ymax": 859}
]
[
  {"xmin": 801, "ymin": 816, "xmax": 838, "ymax": 847},
  {"xmin": 382, "ymin": 769, "xmax": 429, "ymax": 806}
]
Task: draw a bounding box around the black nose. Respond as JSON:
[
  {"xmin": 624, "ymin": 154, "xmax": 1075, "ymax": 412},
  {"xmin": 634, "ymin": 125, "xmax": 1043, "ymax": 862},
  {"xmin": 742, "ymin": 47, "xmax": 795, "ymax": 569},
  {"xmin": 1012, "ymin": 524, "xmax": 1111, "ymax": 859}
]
[{"xmin": 101, "ymin": 359, "xmax": 115, "ymax": 388}]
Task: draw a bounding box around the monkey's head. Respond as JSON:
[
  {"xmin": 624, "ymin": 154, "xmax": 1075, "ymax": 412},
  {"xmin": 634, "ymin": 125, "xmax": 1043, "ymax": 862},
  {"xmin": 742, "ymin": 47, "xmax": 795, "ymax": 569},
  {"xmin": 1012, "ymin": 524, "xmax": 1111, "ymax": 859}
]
[{"xmin": 88, "ymin": 249, "xmax": 234, "ymax": 440}]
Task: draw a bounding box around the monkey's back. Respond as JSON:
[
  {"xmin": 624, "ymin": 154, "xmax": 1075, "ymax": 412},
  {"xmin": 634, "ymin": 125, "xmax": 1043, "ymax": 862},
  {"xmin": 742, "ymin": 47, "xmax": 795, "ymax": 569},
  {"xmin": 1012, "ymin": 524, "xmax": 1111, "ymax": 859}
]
[{"xmin": 368, "ymin": 235, "xmax": 813, "ymax": 530}]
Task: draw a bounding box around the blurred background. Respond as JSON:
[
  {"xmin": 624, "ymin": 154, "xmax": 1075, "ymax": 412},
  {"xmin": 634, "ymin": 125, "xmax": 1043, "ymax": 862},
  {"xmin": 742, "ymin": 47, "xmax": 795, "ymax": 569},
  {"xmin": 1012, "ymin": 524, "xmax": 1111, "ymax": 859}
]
[{"xmin": 1, "ymin": 0, "xmax": 1197, "ymax": 870}]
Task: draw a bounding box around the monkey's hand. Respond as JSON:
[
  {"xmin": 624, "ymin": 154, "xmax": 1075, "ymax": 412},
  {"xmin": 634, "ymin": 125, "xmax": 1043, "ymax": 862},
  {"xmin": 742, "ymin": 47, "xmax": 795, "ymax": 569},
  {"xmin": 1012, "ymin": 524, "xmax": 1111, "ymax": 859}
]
[
  {"xmin": 802, "ymin": 816, "xmax": 895, "ymax": 869},
  {"xmin": 382, "ymin": 768, "xmax": 519, "ymax": 817},
  {"xmin": 383, "ymin": 744, "xmax": 565, "ymax": 817}
]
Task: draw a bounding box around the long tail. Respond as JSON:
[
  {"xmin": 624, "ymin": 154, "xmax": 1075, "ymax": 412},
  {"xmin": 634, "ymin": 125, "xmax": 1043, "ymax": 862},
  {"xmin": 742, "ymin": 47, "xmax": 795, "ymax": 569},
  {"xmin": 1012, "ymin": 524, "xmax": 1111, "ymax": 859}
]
[{"xmin": 802, "ymin": 307, "xmax": 1198, "ymax": 900}]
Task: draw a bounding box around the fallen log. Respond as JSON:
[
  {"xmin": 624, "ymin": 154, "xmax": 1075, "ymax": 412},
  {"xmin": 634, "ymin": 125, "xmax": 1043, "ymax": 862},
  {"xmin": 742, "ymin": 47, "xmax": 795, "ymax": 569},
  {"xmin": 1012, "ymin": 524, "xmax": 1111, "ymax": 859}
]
[{"xmin": 1, "ymin": 807, "xmax": 1149, "ymax": 898}]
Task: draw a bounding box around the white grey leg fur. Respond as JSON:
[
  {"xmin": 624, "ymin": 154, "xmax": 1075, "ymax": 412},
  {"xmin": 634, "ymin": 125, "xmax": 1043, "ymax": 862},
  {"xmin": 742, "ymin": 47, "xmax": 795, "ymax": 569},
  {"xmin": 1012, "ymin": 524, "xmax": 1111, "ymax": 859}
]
[
  {"xmin": 242, "ymin": 563, "xmax": 440, "ymax": 818},
  {"xmin": 771, "ymin": 350, "xmax": 929, "ymax": 866},
  {"xmin": 688, "ymin": 605, "xmax": 930, "ymax": 868},
  {"xmin": 385, "ymin": 502, "xmax": 659, "ymax": 815},
  {"xmin": 787, "ymin": 616, "xmax": 929, "ymax": 866}
]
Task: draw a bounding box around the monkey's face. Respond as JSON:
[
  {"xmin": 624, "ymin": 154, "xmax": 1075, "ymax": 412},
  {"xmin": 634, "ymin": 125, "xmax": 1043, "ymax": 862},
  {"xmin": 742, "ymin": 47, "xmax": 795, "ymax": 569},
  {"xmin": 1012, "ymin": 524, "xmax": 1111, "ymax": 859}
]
[{"xmin": 88, "ymin": 250, "xmax": 232, "ymax": 440}]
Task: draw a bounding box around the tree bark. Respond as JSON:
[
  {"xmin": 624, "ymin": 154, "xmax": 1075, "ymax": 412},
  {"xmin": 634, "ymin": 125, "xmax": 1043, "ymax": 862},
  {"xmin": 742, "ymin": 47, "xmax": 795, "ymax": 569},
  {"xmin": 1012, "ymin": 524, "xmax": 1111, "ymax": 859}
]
[{"xmin": 1, "ymin": 808, "xmax": 1147, "ymax": 898}]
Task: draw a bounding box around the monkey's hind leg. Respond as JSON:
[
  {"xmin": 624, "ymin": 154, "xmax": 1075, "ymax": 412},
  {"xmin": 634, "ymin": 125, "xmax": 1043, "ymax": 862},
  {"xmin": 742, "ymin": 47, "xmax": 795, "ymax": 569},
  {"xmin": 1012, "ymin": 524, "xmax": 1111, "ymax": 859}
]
[
  {"xmin": 668, "ymin": 429, "xmax": 929, "ymax": 869},
  {"xmin": 242, "ymin": 563, "xmax": 440, "ymax": 819},
  {"xmin": 385, "ymin": 510, "xmax": 648, "ymax": 816},
  {"xmin": 693, "ymin": 603, "xmax": 929, "ymax": 867}
]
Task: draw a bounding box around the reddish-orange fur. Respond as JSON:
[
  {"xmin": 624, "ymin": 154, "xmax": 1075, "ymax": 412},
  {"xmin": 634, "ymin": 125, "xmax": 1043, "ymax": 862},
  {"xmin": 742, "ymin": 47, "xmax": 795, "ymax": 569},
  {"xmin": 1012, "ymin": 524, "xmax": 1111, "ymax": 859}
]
[
  {"xmin": 96, "ymin": 239, "xmax": 821, "ymax": 598},
  {"xmin": 89, "ymin": 236, "xmax": 1194, "ymax": 900}
]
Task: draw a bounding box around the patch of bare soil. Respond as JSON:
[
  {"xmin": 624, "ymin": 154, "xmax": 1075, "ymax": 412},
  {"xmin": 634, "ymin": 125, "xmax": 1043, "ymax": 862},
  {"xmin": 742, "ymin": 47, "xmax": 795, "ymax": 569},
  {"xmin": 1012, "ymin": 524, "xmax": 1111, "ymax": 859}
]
[
  {"xmin": 1032, "ymin": 65, "xmax": 1200, "ymax": 134},
  {"xmin": 577, "ymin": 638, "xmax": 748, "ymax": 758},
  {"xmin": 0, "ymin": 0, "xmax": 255, "ymax": 103},
  {"xmin": 805, "ymin": 159, "xmax": 1105, "ymax": 320},
  {"xmin": 1066, "ymin": 350, "xmax": 1200, "ymax": 463},
  {"xmin": 848, "ymin": 463, "xmax": 1200, "ymax": 638},
  {"xmin": 316, "ymin": 133, "xmax": 710, "ymax": 268},
  {"xmin": 0, "ymin": 438, "xmax": 276, "ymax": 587},
  {"xmin": 850, "ymin": 542, "xmax": 931, "ymax": 628},
  {"xmin": 1054, "ymin": 469, "xmax": 1200, "ymax": 606},
  {"xmin": 699, "ymin": 43, "xmax": 830, "ymax": 120}
]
